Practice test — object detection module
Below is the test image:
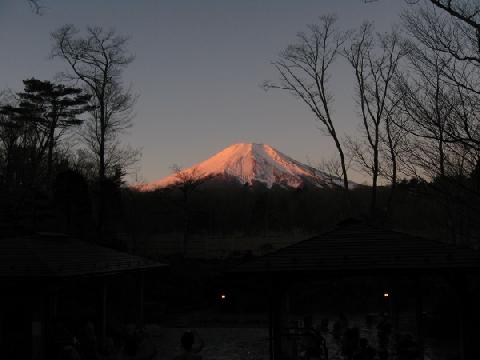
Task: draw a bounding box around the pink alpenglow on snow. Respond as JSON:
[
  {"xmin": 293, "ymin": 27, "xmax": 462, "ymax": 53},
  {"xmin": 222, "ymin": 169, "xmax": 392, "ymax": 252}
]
[{"xmin": 136, "ymin": 143, "xmax": 346, "ymax": 191}]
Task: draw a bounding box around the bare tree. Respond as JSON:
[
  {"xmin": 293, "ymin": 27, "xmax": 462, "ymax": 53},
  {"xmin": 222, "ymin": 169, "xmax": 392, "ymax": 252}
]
[
  {"xmin": 80, "ymin": 82, "xmax": 139, "ymax": 181},
  {"xmin": 27, "ymin": 0, "xmax": 42, "ymax": 14},
  {"xmin": 381, "ymin": 107, "xmax": 414, "ymax": 211},
  {"xmin": 51, "ymin": 25, "xmax": 137, "ymax": 238},
  {"xmin": 345, "ymin": 24, "xmax": 404, "ymax": 214},
  {"xmin": 51, "ymin": 25, "xmax": 136, "ymax": 182},
  {"xmin": 427, "ymin": 1, "xmax": 480, "ymax": 30},
  {"xmin": 311, "ymin": 156, "xmax": 351, "ymax": 188},
  {"xmin": 0, "ymin": 90, "xmax": 21, "ymax": 188},
  {"xmin": 401, "ymin": 3, "xmax": 480, "ymax": 170},
  {"xmin": 396, "ymin": 45, "xmax": 455, "ymax": 177},
  {"xmin": 398, "ymin": 2, "xmax": 480, "ymax": 247},
  {"xmin": 402, "ymin": 2, "xmax": 480, "ymax": 144},
  {"xmin": 264, "ymin": 15, "xmax": 351, "ymax": 191}
]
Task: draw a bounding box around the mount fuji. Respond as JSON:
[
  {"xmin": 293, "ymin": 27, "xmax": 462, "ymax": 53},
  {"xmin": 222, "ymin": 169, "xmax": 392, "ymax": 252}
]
[{"xmin": 136, "ymin": 143, "xmax": 344, "ymax": 191}]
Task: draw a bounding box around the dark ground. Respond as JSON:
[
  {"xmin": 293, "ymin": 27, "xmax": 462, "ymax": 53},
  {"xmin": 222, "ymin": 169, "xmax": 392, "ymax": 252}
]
[{"xmin": 141, "ymin": 311, "xmax": 457, "ymax": 360}]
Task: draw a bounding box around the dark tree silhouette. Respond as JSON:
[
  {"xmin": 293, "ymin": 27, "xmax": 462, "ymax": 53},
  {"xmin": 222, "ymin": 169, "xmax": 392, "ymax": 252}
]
[
  {"xmin": 170, "ymin": 165, "xmax": 213, "ymax": 256},
  {"xmin": 51, "ymin": 25, "xmax": 136, "ymax": 183},
  {"xmin": 264, "ymin": 15, "xmax": 351, "ymax": 192},
  {"xmin": 0, "ymin": 80, "xmax": 90, "ymax": 187},
  {"xmin": 51, "ymin": 25, "xmax": 137, "ymax": 237},
  {"xmin": 395, "ymin": 1, "xmax": 480, "ymax": 243},
  {"xmin": 0, "ymin": 91, "xmax": 23, "ymax": 189},
  {"xmin": 16, "ymin": 79, "xmax": 91, "ymax": 180},
  {"xmin": 345, "ymin": 24, "xmax": 403, "ymax": 215},
  {"xmin": 54, "ymin": 170, "xmax": 92, "ymax": 237},
  {"xmin": 27, "ymin": 0, "xmax": 42, "ymax": 14}
]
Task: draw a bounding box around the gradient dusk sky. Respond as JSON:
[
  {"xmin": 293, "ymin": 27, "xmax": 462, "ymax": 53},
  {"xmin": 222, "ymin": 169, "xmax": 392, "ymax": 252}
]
[{"xmin": 0, "ymin": 0, "xmax": 407, "ymax": 184}]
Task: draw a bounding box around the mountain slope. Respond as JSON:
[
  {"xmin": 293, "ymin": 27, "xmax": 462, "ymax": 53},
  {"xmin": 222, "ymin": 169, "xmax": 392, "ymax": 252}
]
[{"xmin": 137, "ymin": 143, "xmax": 344, "ymax": 191}]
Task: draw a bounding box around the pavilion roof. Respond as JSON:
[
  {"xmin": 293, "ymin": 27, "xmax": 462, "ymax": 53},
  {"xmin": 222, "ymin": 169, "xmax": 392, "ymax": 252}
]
[
  {"xmin": 231, "ymin": 220, "xmax": 480, "ymax": 274},
  {"xmin": 0, "ymin": 233, "xmax": 166, "ymax": 279}
]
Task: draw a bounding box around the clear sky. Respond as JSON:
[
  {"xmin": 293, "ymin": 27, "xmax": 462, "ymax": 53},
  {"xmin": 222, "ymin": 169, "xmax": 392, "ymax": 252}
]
[{"xmin": 0, "ymin": 0, "xmax": 408, "ymax": 184}]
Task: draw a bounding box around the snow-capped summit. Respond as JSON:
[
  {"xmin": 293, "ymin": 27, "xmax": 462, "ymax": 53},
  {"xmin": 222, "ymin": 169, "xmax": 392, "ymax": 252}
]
[{"xmin": 136, "ymin": 143, "xmax": 342, "ymax": 191}]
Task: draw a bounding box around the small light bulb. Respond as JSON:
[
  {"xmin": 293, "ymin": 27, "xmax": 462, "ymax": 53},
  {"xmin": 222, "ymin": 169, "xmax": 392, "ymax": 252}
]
[
  {"xmin": 221, "ymin": 294, "xmax": 226, "ymax": 300},
  {"xmin": 384, "ymin": 293, "xmax": 389, "ymax": 298}
]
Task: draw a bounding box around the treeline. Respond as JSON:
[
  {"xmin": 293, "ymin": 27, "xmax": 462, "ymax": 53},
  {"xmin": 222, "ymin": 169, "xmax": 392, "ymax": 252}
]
[
  {"xmin": 262, "ymin": 2, "xmax": 480, "ymax": 243},
  {"xmin": 2, "ymin": 1, "xmax": 480, "ymax": 253},
  {"xmin": 265, "ymin": 3, "xmax": 480, "ymax": 209},
  {"xmin": 124, "ymin": 1, "xmax": 480, "ymax": 253},
  {"xmin": 0, "ymin": 26, "xmax": 138, "ymax": 245},
  {"xmin": 121, "ymin": 176, "xmax": 479, "ymax": 255},
  {"xmin": 125, "ymin": 183, "xmax": 352, "ymax": 238}
]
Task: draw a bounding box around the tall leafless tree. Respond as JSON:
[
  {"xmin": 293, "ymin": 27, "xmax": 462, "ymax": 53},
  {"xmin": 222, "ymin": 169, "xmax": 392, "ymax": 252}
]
[
  {"xmin": 345, "ymin": 24, "xmax": 404, "ymax": 214},
  {"xmin": 51, "ymin": 25, "xmax": 136, "ymax": 182},
  {"xmin": 264, "ymin": 15, "xmax": 351, "ymax": 191},
  {"xmin": 400, "ymin": 3, "xmax": 480, "ymax": 178},
  {"xmin": 402, "ymin": 2, "xmax": 480, "ymax": 148},
  {"xmin": 395, "ymin": 43, "xmax": 457, "ymax": 178},
  {"xmin": 51, "ymin": 25, "xmax": 137, "ymax": 238},
  {"xmin": 399, "ymin": 1, "xmax": 480, "ymax": 247}
]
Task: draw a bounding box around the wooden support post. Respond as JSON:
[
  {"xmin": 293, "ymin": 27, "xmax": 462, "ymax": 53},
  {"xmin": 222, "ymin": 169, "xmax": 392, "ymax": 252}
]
[
  {"xmin": 45, "ymin": 284, "xmax": 59, "ymax": 360},
  {"xmin": 52, "ymin": 286, "xmax": 58, "ymax": 321},
  {"xmin": 455, "ymin": 276, "xmax": 472, "ymax": 360},
  {"xmin": 0, "ymin": 308, "xmax": 2, "ymax": 350},
  {"xmin": 415, "ymin": 277, "xmax": 424, "ymax": 359},
  {"xmin": 458, "ymin": 298, "xmax": 465, "ymax": 360},
  {"xmin": 280, "ymin": 291, "xmax": 290, "ymax": 358},
  {"xmin": 268, "ymin": 277, "xmax": 273, "ymax": 360},
  {"xmin": 100, "ymin": 278, "xmax": 107, "ymax": 346},
  {"xmin": 272, "ymin": 285, "xmax": 282, "ymax": 360},
  {"xmin": 271, "ymin": 279, "xmax": 289, "ymax": 360},
  {"xmin": 138, "ymin": 272, "xmax": 145, "ymax": 328},
  {"xmin": 32, "ymin": 310, "xmax": 43, "ymax": 360},
  {"xmin": 32, "ymin": 294, "xmax": 46, "ymax": 360},
  {"xmin": 0, "ymin": 295, "xmax": 3, "ymax": 351},
  {"xmin": 268, "ymin": 280, "xmax": 274, "ymax": 360},
  {"xmin": 390, "ymin": 277, "xmax": 400, "ymax": 347}
]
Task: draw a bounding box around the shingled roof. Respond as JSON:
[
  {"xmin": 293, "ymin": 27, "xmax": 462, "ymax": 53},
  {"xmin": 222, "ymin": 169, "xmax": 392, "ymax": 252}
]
[
  {"xmin": 232, "ymin": 220, "xmax": 480, "ymax": 274},
  {"xmin": 0, "ymin": 233, "xmax": 166, "ymax": 279}
]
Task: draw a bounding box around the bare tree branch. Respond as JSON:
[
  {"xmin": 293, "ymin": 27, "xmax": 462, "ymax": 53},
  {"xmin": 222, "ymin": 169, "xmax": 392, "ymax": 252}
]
[{"xmin": 264, "ymin": 15, "xmax": 351, "ymax": 191}]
